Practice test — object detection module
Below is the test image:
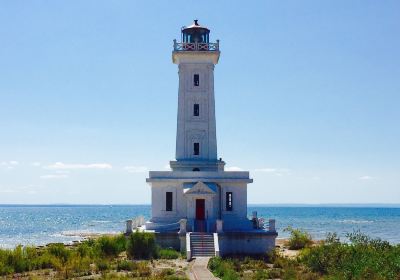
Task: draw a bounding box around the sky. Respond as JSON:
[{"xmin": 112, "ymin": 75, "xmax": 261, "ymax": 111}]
[{"xmin": 0, "ymin": 1, "xmax": 399, "ymax": 204}]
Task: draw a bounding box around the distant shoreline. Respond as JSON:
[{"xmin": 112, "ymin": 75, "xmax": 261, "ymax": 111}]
[{"xmin": 1, "ymin": 203, "xmax": 400, "ymax": 208}]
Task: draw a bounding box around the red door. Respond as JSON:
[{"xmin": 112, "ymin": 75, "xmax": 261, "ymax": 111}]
[{"xmin": 196, "ymin": 199, "xmax": 205, "ymax": 220}]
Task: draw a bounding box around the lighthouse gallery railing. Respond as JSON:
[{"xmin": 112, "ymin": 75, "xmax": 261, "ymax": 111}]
[{"xmin": 173, "ymin": 40, "xmax": 219, "ymax": 52}]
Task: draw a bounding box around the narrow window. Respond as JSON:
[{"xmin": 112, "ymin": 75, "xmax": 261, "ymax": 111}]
[
  {"xmin": 166, "ymin": 192, "xmax": 173, "ymax": 211},
  {"xmin": 192, "ymin": 168, "xmax": 200, "ymax": 171},
  {"xmin": 194, "ymin": 104, "xmax": 199, "ymax": 116},
  {"xmin": 194, "ymin": 74, "xmax": 199, "ymax": 86},
  {"xmin": 193, "ymin": 142, "xmax": 200, "ymax": 156},
  {"xmin": 226, "ymin": 192, "xmax": 233, "ymax": 211}
]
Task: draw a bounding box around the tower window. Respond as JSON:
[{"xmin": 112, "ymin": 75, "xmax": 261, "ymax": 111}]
[
  {"xmin": 194, "ymin": 104, "xmax": 199, "ymax": 116},
  {"xmin": 192, "ymin": 168, "xmax": 200, "ymax": 171},
  {"xmin": 166, "ymin": 192, "xmax": 173, "ymax": 211},
  {"xmin": 226, "ymin": 192, "xmax": 233, "ymax": 211},
  {"xmin": 193, "ymin": 142, "xmax": 200, "ymax": 156},
  {"xmin": 194, "ymin": 74, "xmax": 199, "ymax": 86}
]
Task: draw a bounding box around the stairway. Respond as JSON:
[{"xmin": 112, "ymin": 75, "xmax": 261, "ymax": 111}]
[{"xmin": 190, "ymin": 233, "xmax": 215, "ymax": 257}]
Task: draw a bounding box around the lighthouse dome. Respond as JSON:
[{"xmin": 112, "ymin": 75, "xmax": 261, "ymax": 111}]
[{"xmin": 182, "ymin": 20, "xmax": 210, "ymax": 43}]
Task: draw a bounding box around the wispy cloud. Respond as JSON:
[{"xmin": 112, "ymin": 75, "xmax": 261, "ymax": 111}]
[
  {"xmin": 45, "ymin": 162, "xmax": 112, "ymax": 170},
  {"xmin": 359, "ymin": 175, "xmax": 375, "ymax": 180},
  {"xmin": 40, "ymin": 174, "xmax": 69, "ymax": 179},
  {"xmin": 0, "ymin": 189, "xmax": 18, "ymax": 193},
  {"xmin": 31, "ymin": 162, "xmax": 41, "ymax": 167},
  {"xmin": 225, "ymin": 166, "xmax": 243, "ymax": 171},
  {"xmin": 0, "ymin": 161, "xmax": 19, "ymax": 169},
  {"xmin": 0, "ymin": 185, "xmax": 42, "ymax": 194},
  {"xmin": 253, "ymin": 167, "xmax": 291, "ymax": 176},
  {"xmin": 124, "ymin": 166, "xmax": 148, "ymax": 173}
]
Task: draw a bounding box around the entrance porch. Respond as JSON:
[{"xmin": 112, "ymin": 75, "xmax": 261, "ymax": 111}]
[{"xmin": 184, "ymin": 181, "xmax": 218, "ymax": 233}]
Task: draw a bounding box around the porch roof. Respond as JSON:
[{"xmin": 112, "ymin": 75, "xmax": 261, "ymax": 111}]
[{"xmin": 183, "ymin": 182, "xmax": 218, "ymax": 193}]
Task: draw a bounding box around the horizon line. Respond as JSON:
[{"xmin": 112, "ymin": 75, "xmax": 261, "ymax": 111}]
[{"xmin": 1, "ymin": 203, "xmax": 400, "ymax": 208}]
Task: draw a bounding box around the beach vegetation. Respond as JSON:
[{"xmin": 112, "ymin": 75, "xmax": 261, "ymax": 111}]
[
  {"xmin": 127, "ymin": 230, "xmax": 158, "ymax": 259},
  {"xmin": 95, "ymin": 234, "xmax": 126, "ymax": 257},
  {"xmin": 300, "ymin": 231, "xmax": 400, "ymax": 279},
  {"xmin": 0, "ymin": 231, "xmax": 186, "ymax": 278},
  {"xmin": 208, "ymin": 257, "xmax": 240, "ymax": 279},
  {"xmin": 284, "ymin": 226, "xmax": 313, "ymax": 249},
  {"xmin": 208, "ymin": 230, "xmax": 400, "ymax": 279},
  {"xmin": 6, "ymin": 230, "xmax": 399, "ymax": 279},
  {"xmin": 116, "ymin": 259, "xmax": 137, "ymax": 271},
  {"xmin": 159, "ymin": 248, "xmax": 180, "ymax": 259}
]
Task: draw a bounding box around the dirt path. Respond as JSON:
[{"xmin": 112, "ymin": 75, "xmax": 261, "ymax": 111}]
[{"xmin": 188, "ymin": 257, "xmax": 218, "ymax": 280}]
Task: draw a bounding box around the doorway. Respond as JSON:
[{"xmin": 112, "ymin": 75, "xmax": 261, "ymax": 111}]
[
  {"xmin": 195, "ymin": 199, "xmax": 206, "ymax": 232},
  {"xmin": 195, "ymin": 199, "xmax": 205, "ymax": 220}
]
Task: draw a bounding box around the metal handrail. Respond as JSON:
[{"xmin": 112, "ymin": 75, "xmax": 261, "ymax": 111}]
[{"xmin": 173, "ymin": 40, "xmax": 219, "ymax": 51}]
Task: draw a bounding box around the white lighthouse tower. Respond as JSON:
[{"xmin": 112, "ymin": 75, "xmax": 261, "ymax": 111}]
[
  {"xmin": 145, "ymin": 20, "xmax": 277, "ymax": 257},
  {"xmin": 172, "ymin": 20, "xmax": 221, "ymax": 172}
]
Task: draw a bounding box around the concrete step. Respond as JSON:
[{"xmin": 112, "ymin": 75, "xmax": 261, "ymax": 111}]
[
  {"xmin": 192, "ymin": 249, "xmax": 215, "ymax": 253},
  {"xmin": 192, "ymin": 253, "xmax": 215, "ymax": 257},
  {"xmin": 190, "ymin": 233, "xmax": 215, "ymax": 259},
  {"xmin": 192, "ymin": 247, "xmax": 215, "ymax": 250},
  {"xmin": 191, "ymin": 242, "xmax": 214, "ymax": 245},
  {"xmin": 191, "ymin": 238, "xmax": 214, "ymax": 240},
  {"xmin": 191, "ymin": 237, "xmax": 213, "ymax": 239}
]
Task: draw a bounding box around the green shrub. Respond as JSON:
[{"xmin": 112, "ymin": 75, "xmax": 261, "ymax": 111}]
[
  {"xmin": 208, "ymin": 257, "xmax": 239, "ymax": 280},
  {"xmin": 117, "ymin": 260, "xmax": 137, "ymax": 271},
  {"xmin": 136, "ymin": 261, "xmax": 151, "ymax": 277},
  {"xmin": 66, "ymin": 253, "xmax": 92, "ymax": 274},
  {"xmin": 96, "ymin": 259, "xmax": 110, "ymax": 271},
  {"xmin": 0, "ymin": 248, "xmax": 14, "ymax": 275},
  {"xmin": 76, "ymin": 241, "xmax": 97, "ymax": 258},
  {"xmin": 159, "ymin": 248, "xmax": 180, "ymax": 259},
  {"xmin": 253, "ymin": 269, "xmax": 270, "ymax": 280},
  {"xmin": 300, "ymin": 231, "xmax": 400, "ymax": 279},
  {"xmin": 95, "ymin": 234, "xmax": 126, "ymax": 257},
  {"xmin": 37, "ymin": 251, "xmax": 61, "ymax": 270},
  {"xmin": 127, "ymin": 231, "xmax": 158, "ymax": 259},
  {"xmin": 47, "ymin": 243, "xmax": 70, "ymax": 265},
  {"xmin": 284, "ymin": 226, "xmax": 313, "ymax": 250}
]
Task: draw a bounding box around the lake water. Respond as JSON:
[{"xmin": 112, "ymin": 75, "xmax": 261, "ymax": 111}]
[{"xmin": 1, "ymin": 205, "xmax": 399, "ymax": 248}]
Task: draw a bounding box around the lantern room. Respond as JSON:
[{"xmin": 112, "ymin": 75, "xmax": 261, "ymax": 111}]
[
  {"xmin": 173, "ymin": 20, "xmax": 219, "ymax": 52},
  {"xmin": 181, "ymin": 20, "xmax": 210, "ymax": 44}
]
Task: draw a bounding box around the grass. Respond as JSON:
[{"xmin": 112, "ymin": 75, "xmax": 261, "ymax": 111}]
[
  {"xmin": 284, "ymin": 226, "xmax": 313, "ymax": 250},
  {"xmin": 0, "ymin": 231, "xmax": 186, "ymax": 279},
  {"xmin": 300, "ymin": 231, "xmax": 400, "ymax": 279},
  {"xmin": 208, "ymin": 230, "xmax": 400, "ymax": 280},
  {"xmin": 159, "ymin": 248, "xmax": 180, "ymax": 259},
  {"xmin": 3, "ymin": 229, "xmax": 398, "ymax": 279}
]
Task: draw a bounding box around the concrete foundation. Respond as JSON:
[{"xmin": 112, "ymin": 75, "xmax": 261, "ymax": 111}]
[
  {"xmin": 218, "ymin": 231, "xmax": 277, "ymax": 256},
  {"xmin": 154, "ymin": 232, "xmax": 180, "ymax": 250},
  {"xmin": 153, "ymin": 230, "xmax": 277, "ymax": 257}
]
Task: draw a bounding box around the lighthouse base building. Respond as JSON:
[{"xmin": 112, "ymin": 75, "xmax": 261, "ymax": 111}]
[{"xmin": 142, "ymin": 21, "xmax": 277, "ymax": 259}]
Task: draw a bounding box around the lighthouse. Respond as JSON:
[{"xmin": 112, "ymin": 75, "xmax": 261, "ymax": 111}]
[
  {"xmin": 172, "ymin": 19, "xmax": 220, "ymax": 170},
  {"xmin": 145, "ymin": 20, "xmax": 277, "ymax": 258}
]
